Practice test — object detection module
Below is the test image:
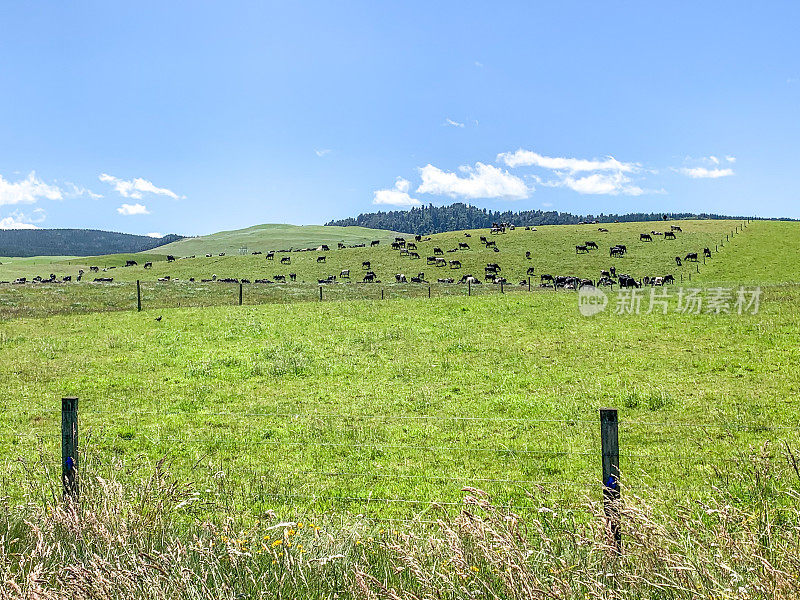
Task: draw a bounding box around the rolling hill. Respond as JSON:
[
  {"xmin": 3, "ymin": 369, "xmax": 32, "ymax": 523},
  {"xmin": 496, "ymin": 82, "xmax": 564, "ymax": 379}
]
[
  {"xmin": 1, "ymin": 219, "xmax": 793, "ymax": 290},
  {"xmin": 0, "ymin": 228, "xmax": 182, "ymax": 257},
  {"xmin": 145, "ymin": 224, "xmax": 407, "ymax": 256}
]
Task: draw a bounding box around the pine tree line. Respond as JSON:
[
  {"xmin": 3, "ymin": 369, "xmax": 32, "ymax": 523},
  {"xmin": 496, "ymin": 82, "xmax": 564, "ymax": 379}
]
[{"xmin": 325, "ymin": 203, "xmax": 753, "ymax": 234}]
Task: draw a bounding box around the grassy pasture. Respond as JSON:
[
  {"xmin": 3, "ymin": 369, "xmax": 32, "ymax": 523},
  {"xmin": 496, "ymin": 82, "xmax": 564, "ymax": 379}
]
[
  {"xmin": 1, "ymin": 219, "xmax": 791, "ymax": 321},
  {"xmin": 143, "ymin": 223, "xmax": 407, "ymax": 256},
  {"xmin": 2, "ymin": 283, "xmax": 798, "ymax": 520},
  {"xmin": 0, "ymin": 218, "xmax": 757, "ymax": 286}
]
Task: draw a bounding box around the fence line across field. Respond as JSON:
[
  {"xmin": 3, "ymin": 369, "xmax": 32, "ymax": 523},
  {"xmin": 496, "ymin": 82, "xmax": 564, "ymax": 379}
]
[{"xmin": 5, "ymin": 406, "xmax": 795, "ymax": 433}]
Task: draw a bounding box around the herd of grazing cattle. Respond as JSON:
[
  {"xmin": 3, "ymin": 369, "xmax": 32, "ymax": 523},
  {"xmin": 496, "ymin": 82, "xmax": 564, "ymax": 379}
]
[{"xmin": 1, "ymin": 221, "xmax": 720, "ymax": 290}]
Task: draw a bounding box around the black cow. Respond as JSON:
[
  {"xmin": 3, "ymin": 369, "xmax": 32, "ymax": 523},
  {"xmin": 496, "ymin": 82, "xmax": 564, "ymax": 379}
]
[
  {"xmin": 362, "ymin": 261, "xmax": 371, "ymax": 269},
  {"xmin": 640, "ymin": 233, "xmax": 652, "ymax": 242},
  {"xmin": 585, "ymin": 241, "xmax": 598, "ymax": 250},
  {"xmin": 167, "ymin": 255, "xmax": 175, "ymax": 262},
  {"xmin": 143, "ymin": 262, "xmax": 153, "ymax": 269},
  {"xmin": 685, "ymin": 252, "xmax": 699, "ymax": 262},
  {"xmin": 433, "ymin": 247, "xmax": 444, "ymax": 255},
  {"xmin": 576, "ymin": 245, "xmax": 589, "ymax": 254},
  {"xmin": 664, "ymin": 231, "xmax": 676, "ymax": 240},
  {"xmin": 703, "ymin": 247, "xmax": 712, "ymax": 258},
  {"xmin": 458, "ymin": 242, "xmax": 470, "ymax": 250},
  {"xmin": 125, "ymin": 260, "xmax": 137, "ymax": 267},
  {"xmin": 317, "ymin": 256, "xmax": 326, "ymax": 263}
]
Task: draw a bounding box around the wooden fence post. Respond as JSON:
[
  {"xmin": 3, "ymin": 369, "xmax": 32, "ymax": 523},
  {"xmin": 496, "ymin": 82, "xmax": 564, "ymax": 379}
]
[
  {"xmin": 600, "ymin": 408, "xmax": 621, "ymax": 553},
  {"xmin": 428, "ymin": 285, "xmax": 431, "ymax": 298},
  {"xmin": 136, "ymin": 280, "xmax": 141, "ymax": 312},
  {"xmin": 381, "ymin": 289, "xmax": 384, "ymax": 300},
  {"xmin": 528, "ymin": 277, "xmax": 531, "ymax": 292},
  {"xmin": 62, "ymin": 397, "xmax": 79, "ymax": 501},
  {"xmin": 468, "ymin": 280, "xmax": 471, "ymax": 296},
  {"xmin": 238, "ymin": 282, "xmax": 243, "ymax": 306},
  {"xmin": 319, "ymin": 286, "xmax": 323, "ymax": 301},
  {"xmin": 500, "ymin": 281, "xmax": 504, "ymax": 294}
]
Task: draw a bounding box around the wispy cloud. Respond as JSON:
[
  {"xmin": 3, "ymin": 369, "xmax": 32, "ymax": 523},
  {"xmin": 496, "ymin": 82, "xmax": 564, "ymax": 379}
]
[
  {"xmin": 474, "ymin": 61, "xmax": 483, "ymax": 68},
  {"xmin": 0, "ymin": 172, "xmax": 63, "ymax": 206},
  {"xmin": 117, "ymin": 203, "xmax": 150, "ymax": 215},
  {"xmin": 314, "ymin": 148, "xmax": 332, "ymax": 157},
  {"xmin": 373, "ymin": 177, "xmax": 421, "ymax": 207},
  {"xmin": 725, "ymin": 155, "xmax": 736, "ymax": 163},
  {"xmin": 444, "ymin": 118, "xmax": 465, "ymax": 128},
  {"xmin": 146, "ymin": 232, "xmax": 164, "ymax": 238},
  {"xmin": 100, "ymin": 174, "xmax": 181, "ymax": 200},
  {"xmin": 417, "ymin": 163, "xmax": 529, "ymax": 200},
  {"xmin": 497, "ymin": 149, "xmax": 639, "ymax": 173},
  {"xmin": 677, "ymin": 167, "xmax": 735, "ymax": 179},
  {"xmin": 64, "ymin": 182, "xmax": 103, "ymax": 199}
]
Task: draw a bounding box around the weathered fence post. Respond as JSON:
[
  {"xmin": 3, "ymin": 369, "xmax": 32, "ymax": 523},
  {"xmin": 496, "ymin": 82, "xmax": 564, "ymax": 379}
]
[
  {"xmin": 600, "ymin": 408, "xmax": 621, "ymax": 553},
  {"xmin": 319, "ymin": 286, "xmax": 323, "ymax": 301},
  {"xmin": 381, "ymin": 289, "xmax": 384, "ymax": 300},
  {"xmin": 136, "ymin": 280, "xmax": 141, "ymax": 312},
  {"xmin": 528, "ymin": 277, "xmax": 531, "ymax": 292},
  {"xmin": 500, "ymin": 281, "xmax": 504, "ymax": 294},
  {"xmin": 62, "ymin": 397, "xmax": 79, "ymax": 501},
  {"xmin": 468, "ymin": 280, "xmax": 471, "ymax": 296},
  {"xmin": 238, "ymin": 282, "xmax": 243, "ymax": 306}
]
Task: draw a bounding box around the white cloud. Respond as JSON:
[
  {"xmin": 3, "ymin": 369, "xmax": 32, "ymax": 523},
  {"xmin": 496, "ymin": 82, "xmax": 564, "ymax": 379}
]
[
  {"xmin": 373, "ymin": 177, "xmax": 421, "ymax": 207},
  {"xmin": 100, "ymin": 173, "xmax": 180, "ymax": 200},
  {"xmin": 417, "ymin": 162, "xmax": 529, "ymax": 200},
  {"xmin": 561, "ymin": 172, "xmax": 644, "ymax": 196},
  {"xmin": 709, "ymin": 155, "xmax": 720, "ymax": 165},
  {"xmin": 117, "ymin": 203, "xmax": 150, "ymax": 215},
  {"xmin": 725, "ymin": 155, "xmax": 736, "ymax": 163},
  {"xmin": 64, "ymin": 182, "xmax": 103, "ymax": 199},
  {"xmin": 0, "ymin": 208, "xmax": 46, "ymax": 229},
  {"xmin": 314, "ymin": 149, "xmax": 331, "ymax": 157},
  {"xmin": 146, "ymin": 232, "xmax": 164, "ymax": 238},
  {"xmin": 677, "ymin": 167, "xmax": 735, "ymax": 179},
  {"xmin": 444, "ymin": 118, "xmax": 465, "ymax": 128},
  {"xmin": 474, "ymin": 61, "xmax": 484, "ymax": 68},
  {"xmin": 0, "ymin": 172, "xmax": 63, "ymax": 206},
  {"xmin": 0, "ymin": 216, "xmax": 39, "ymax": 229},
  {"xmin": 497, "ymin": 149, "xmax": 638, "ymax": 173},
  {"xmin": 541, "ymin": 202, "xmax": 553, "ymax": 207}
]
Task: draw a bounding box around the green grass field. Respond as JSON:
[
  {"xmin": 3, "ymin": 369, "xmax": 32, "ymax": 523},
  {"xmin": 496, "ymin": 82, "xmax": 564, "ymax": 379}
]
[
  {"xmin": 143, "ymin": 223, "xmax": 408, "ymax": 256},
  {"xmin": 3, "ymin": 219, "xmax": 800, "ymax": 598},
  {"xmin": 1, "ymin": 220, "xmax": 799, "ymax": 520},
  {"xmin": 0, "ymin": 219, "xmax": 773, "ymax": 287},
  {"xmin": 1, "ymin": 219, "xmax": 793, "ymax": 322}
]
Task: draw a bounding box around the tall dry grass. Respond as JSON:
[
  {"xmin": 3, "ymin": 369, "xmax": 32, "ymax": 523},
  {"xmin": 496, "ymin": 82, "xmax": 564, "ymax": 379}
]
[{"xmin": 2, "ymin": 445, "xmax": 800, "ymax": 599}]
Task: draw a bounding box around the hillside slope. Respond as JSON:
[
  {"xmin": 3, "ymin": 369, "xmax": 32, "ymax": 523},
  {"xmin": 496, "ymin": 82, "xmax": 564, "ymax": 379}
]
[
  {"xmin": 2, "ymin": 218, "xmax": 778, "ymax": 286},
  {"xmin": 146, "ymin": 224, "xmax": 407, "ymax": 256},
  {"xmin": 0, "ymin": 229, "xmax": 182, "ymax": 257}
]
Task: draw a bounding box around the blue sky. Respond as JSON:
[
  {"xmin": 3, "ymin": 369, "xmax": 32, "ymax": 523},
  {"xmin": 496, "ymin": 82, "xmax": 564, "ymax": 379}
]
[{"xmin": 1, "ymin": 2, "xmax": 798, "ymax": 236}]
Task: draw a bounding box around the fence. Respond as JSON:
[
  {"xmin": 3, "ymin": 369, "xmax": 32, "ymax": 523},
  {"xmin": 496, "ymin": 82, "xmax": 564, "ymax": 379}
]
[
  {"xmin": 0, "ymin": 278, "xmax": 544, "ymax": 320},
  {"xmin": 2, "ymin": 395, "xmax": 792, "ymax": 543}
]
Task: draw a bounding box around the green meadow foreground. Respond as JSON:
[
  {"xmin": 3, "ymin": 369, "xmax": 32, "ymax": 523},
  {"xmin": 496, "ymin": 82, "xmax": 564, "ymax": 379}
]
[{"xmin": 2, "ymin": 219, "xmax": 800, "ymax": 598}]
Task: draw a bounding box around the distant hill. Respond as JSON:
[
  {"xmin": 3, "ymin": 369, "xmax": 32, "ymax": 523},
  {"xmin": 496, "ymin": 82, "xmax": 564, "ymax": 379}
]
[
  {"xmin": 146, "ymin": 223, "xmax": 407, "ymax": 256},
  {"xmin": 326, "ymin": 202, "xmax": 754, "ymax": 234},
  {"xmin": 0, "ymin": 229, "xmax": 182, "ymax": 257}
]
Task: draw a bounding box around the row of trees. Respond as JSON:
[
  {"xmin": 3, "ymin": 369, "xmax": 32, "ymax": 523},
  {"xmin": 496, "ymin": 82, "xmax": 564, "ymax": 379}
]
[{"xmin": 326, "ymin": 203, "xmax": 749, "ymax": 234}]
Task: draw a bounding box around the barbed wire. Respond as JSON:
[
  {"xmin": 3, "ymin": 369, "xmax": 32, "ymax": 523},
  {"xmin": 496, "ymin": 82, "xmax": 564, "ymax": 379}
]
[{"xmin": 4, "ymin": 408, "xmax": 798, "ymax": 434}]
